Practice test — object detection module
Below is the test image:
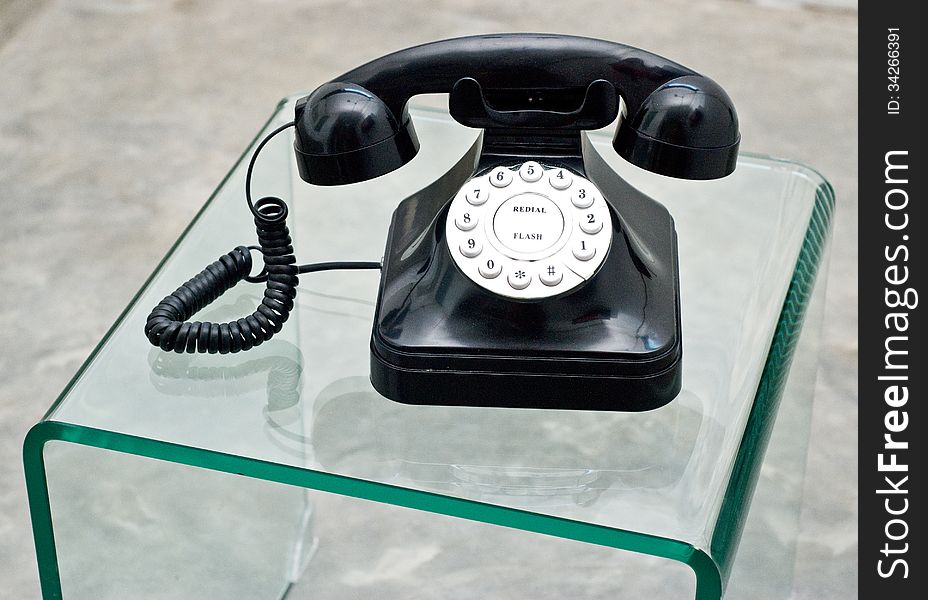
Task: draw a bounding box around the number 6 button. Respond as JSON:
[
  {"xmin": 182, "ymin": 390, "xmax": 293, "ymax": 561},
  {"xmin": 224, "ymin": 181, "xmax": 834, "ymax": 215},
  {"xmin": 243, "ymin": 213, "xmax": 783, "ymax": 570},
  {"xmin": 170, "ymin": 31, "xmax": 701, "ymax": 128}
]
[{"xmin": 489, "ymin": 167, "xmax": 513, "ymax": 188}]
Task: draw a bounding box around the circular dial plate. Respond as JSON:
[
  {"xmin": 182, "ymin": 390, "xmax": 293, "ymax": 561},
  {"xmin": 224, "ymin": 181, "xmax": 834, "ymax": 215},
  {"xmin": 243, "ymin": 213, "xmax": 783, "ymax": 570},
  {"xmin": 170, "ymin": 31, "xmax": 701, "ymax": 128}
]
[{"xmin": 445, "ymin": 162, "xmax": 612, "ymax": 300}]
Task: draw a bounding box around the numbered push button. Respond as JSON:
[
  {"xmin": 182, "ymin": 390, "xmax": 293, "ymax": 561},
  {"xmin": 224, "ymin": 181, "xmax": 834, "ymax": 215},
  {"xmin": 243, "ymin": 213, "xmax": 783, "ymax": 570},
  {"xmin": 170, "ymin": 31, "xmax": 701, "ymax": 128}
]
[
  {"xmin": 460, "ymin": 237, "xmax": 483, "ymax": 258},
  {"xmin": 571, "ymin": 187, "xmax": 594, "ymax": 209},
  {"xmin": 549, "ymin": 168, "xmax": 573, "ymax": 190},
  {"xmin": 489, "ymin": 167, "xmax": 513, "ymax": 188},
  {"xmin": 518, "ymin": 161, "xmax": 543, "ymax": 183},
  {"xmin": 572, "ymin": 239, "xmax": 595, "ymax": 261},
  {"xmin": 466, "ymin": 187, "xmax": 489, "ymax": 206},
  {"xmin": 478, "ymin": 257, "xmax": 502, "ymax": 279},
  {"xmin": 454, "ymin": 211, "xmax": 478, "ymax": 231},
  {"xmin": 539, "ymin": 264, "xmax": 563, "ymax": 287},
  {"xmin": 579, "ymin": 211, "xmax": 604, "ymax": 234},
  {"xmin": 507, "ymin": 268, "xmax": 532, "ymax": 290}
]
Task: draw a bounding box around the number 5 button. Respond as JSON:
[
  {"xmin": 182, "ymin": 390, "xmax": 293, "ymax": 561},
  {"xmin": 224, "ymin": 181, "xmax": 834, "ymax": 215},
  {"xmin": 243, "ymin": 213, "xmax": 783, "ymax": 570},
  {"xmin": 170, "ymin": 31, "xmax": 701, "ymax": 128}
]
[{"xmin": 518, "ymin": 161, "xmax": 543, "ymax": 182}]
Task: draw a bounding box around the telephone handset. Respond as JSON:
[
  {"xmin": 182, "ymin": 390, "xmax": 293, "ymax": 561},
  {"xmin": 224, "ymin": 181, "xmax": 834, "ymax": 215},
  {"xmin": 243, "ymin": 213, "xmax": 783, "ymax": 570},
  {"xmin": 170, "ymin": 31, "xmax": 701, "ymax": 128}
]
[{"xmin": 145, "ymin": 34, "xmax": 740, "ymax": 411}]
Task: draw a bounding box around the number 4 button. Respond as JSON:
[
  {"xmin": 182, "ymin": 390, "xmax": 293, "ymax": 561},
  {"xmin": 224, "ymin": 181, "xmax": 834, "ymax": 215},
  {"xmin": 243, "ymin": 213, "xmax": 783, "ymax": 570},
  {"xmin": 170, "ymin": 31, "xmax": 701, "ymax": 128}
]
[{"xmin": 549, "ymin": 168, "xmax": 572, "ymax": 190}]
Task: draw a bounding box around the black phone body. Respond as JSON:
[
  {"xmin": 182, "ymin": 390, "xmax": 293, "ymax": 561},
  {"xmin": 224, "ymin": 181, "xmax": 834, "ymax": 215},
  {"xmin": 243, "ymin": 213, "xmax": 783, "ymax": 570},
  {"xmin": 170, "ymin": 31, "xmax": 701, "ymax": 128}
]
[{"xmin": 370, "ymin": 137, "xmax": 682, "ymax": 411}]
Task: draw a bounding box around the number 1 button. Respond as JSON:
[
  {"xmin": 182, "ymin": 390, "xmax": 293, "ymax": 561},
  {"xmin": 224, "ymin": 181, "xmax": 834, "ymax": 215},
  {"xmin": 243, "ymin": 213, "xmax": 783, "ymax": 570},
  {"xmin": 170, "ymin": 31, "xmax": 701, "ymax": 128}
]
[{"xmin": 572, "ymin": 240, "xmax": 595, "ymax": 261}]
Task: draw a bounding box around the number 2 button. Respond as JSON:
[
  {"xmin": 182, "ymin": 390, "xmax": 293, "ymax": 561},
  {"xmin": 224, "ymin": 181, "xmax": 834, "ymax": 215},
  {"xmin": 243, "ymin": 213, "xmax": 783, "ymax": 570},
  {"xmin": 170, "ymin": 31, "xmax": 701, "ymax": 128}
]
[{"xmin": 579, "ymin": 211, "xmax": 603, "ymax": 234}]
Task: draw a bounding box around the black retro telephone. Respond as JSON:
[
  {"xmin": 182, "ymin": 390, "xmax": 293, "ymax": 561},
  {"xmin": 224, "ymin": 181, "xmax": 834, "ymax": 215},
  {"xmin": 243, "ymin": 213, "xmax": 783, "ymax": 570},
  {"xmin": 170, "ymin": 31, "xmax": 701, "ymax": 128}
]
[{"xmin": 145, "ymin": 34, "xmax": 739, "ymax": 411}]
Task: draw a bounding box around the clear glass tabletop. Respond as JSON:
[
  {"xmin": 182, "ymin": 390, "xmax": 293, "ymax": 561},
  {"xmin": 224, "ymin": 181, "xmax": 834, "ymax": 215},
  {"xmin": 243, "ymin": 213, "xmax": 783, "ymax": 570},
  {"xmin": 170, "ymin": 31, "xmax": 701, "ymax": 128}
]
[{"xmin": 25, "ymin": 97, "xmax": 834, "ymax": 599}]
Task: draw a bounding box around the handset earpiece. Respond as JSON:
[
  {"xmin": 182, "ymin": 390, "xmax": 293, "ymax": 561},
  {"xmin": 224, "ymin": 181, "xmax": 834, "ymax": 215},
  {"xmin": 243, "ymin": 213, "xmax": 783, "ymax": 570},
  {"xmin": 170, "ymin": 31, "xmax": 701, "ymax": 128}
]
[
  {"xmin": 614, "ymin": 75, "xmax": 739, "ymax": 179},
  {"xmin": 293, "ymin": 82, "xmax": 419, "ymax": 186}
]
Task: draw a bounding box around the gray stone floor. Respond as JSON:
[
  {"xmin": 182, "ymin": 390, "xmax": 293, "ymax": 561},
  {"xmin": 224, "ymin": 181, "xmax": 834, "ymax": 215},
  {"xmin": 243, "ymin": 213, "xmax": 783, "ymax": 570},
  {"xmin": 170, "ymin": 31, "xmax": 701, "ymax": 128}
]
[{"xmin": 0, "ymin": 0, "xmax": 856, "ymax": 598}]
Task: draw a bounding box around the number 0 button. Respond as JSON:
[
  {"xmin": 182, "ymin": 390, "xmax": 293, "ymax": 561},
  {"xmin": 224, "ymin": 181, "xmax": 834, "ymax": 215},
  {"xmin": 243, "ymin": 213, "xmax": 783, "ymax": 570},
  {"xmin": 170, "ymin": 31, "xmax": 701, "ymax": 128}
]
[
  {"xmin": 489, "ymin": 167, "xmax": 513, "ymax": 188},
  {"xmin": 478, "ymin": 258, "xmax": 502, "ymax": 279},
  {"xmin": 460, "ymin": 238, "xmax": 482, "ymax": 258}
]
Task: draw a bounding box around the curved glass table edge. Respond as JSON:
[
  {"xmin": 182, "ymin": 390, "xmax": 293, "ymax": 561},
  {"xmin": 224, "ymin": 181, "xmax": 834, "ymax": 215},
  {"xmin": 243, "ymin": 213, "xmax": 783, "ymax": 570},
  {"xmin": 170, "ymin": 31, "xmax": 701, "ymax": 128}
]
[{"xmin": 22, "ymin": 98, "xmax": 836, "ymax": 600}]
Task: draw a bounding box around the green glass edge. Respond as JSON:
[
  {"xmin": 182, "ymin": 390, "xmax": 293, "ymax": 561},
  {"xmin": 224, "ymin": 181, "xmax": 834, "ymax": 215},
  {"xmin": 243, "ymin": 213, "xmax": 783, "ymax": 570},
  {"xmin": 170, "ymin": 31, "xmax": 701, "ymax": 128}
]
[
  {"xmin": 24, "ymin": 421, "xmax": 721, "ymax": 600},
  {"xmin": 21, "ymin": 99, "xmax": 835, "ymax": 600},
  {"xmin": 708, "ymin": 180, "xmax": 836, "ymax": 590}
]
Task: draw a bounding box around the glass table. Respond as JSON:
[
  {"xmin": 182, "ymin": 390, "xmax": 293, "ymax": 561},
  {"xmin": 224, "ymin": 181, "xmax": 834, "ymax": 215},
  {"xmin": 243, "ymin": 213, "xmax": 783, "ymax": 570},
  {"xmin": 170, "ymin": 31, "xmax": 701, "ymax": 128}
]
[{"xmin": 24, "ymin": 98, "xmax": 834, "ymax": 599}]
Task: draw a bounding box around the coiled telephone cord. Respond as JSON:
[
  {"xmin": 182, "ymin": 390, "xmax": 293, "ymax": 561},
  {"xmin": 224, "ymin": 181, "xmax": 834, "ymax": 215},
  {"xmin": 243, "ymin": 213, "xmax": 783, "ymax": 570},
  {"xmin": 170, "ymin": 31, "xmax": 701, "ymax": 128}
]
[{"xmin": 144, "ymin": 122, "xmax": 380, "ymax": 353}]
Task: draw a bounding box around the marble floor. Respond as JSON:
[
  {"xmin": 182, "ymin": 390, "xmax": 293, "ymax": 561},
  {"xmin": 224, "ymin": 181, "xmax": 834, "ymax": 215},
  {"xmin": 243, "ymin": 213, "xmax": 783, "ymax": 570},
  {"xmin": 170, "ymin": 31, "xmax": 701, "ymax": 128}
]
[{"xmin": 0, "ymin": 1, "xmax": 857, "ymax": 598}]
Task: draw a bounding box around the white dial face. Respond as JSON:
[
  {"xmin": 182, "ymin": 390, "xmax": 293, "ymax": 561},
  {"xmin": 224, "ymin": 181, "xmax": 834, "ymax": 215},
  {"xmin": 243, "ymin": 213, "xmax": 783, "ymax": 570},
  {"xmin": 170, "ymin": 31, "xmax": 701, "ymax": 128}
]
[{"xmin": 444, "ymin": 162, "xmax": 612, "ymax": 300}]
